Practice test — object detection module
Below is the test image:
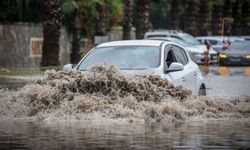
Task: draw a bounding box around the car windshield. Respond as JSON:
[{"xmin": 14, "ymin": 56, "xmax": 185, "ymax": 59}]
[
  {"xmin": 171, "ymin": 38, "xmax": 190, "ymax": 47},
  {"xmin": 78, "ymin": 46, "xmax": 161, "ymax": 70},
  {"xmin": 181, "ymin": 34, "xmax": 200, "ymax": 45},
  {"xmin": 228, "ymin": 42, "xmax": 250, "ymax": 51},
  {"xmin": 147, "ymin": 37, "xmax": 189, "ymax": 47}
]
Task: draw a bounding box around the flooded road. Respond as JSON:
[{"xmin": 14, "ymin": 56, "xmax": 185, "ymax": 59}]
[
  {"xmin": 0, "ymin": 120, "xmax": 249, "ymax": 149},
  {"xmin": 0, "ymin": 65, "xmax": 250, "ymax": 149},
  {"xmin": 201, "ymin": 66, "xmax": 250, "ymax": 98}
]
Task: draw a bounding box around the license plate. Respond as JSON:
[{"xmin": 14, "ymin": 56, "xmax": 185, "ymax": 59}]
[{"xmin": 230, "ymin": 58, "xmax": 241, "ymax": 62}]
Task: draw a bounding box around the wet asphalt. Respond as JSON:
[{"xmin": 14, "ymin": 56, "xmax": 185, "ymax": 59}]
[{"xmin": 201, "ymin": 66, "xmax": 250, "ymax": 98}]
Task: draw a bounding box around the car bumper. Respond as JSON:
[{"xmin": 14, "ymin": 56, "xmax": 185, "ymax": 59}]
[
  {"xmin": 219, "ymin": 57, "xmax": 250, "ymax": 66},
  {"xmin": 191, "ymin": 54, "xmax": 218, "ymax": 64}
]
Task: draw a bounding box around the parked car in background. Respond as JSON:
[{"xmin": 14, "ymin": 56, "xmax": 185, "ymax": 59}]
[
  {"xmin": 144, "ymin": 31, "xmax": 218, "ymax": 64},
  {"xmin": 239, "ymin": 36, "xmax": 250, "ymax": 41},
  {"xmin": 64, "ymin": 40, "xmax": 206, "ymax": 96},
  {"xmin": 196, "ymin": 36, "xmax": 245, "ymax": 51},
  {"xmin": 219, "ymin": 41, "xmax": 250, "ymax": 66}
]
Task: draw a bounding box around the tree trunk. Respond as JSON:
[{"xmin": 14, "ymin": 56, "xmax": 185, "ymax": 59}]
[
  {"xmin": 211, "ymin": 4, "xmax": 223, "ymax": 35},
  {"xmin": 135, "ymin": 0, "xmax": 150, "ymax": 39},
  {"xmin": 169, "ymin": 0, "xmax": 180, "ymax": 30},
  {"xmin": 41, "ymin": 0, "xmax": 61, "ymax": 66},
  {"xmin": 122, "ymin": 0, "xmax": 134, "ymax": 40},
  {"xmin": 241, "ymin": 0, "xmax": 250, "ymax": 35},
  {"xmin": 185, "ymin": 0, "xmax": 198, "ymax": 36},
  {"xmin": 70, "ymin": 10, "xmax": 81, "ymax": 64},
  {"xmin": 95, "ymin": 0, "xmax": 108, "ymax": 36},
  {"xmin": 232, "ymin": 0, "xmax": 242, "ymax": 35},
  {"xmin": 198, "ymin": 0, "xmax": 210, "ymax": 36}
]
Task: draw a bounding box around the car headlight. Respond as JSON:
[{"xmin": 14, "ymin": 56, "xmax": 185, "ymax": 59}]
[
  {"xmin": 188, "ymin": 52, "xmax": 205, "ymax": 62},
  {"xmin": 219, "ymin": 53, "xmax": 227, "ymax": 59},
  {"xmin": 246, "ymin": 55, "xmax": 250, "ymax": 59}
]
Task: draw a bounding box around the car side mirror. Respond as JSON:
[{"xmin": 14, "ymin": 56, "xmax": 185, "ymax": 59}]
[
  {"xmin": 165, "ymin": 62, "xmax": 184, "ymax": 73},
  {"xmin": 63, "ymin": 64, "xmax": 73, "ymax": 72}
]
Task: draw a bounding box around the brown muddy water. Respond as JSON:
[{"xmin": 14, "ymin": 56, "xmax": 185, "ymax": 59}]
[{"xmin": 0, "ymin": 65, "xmax": 250, "ymax": 149}]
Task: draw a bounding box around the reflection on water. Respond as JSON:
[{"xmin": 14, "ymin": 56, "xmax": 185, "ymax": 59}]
[
  {"xmin": 200, "ymin": 66, "xmax": 250, "ymax": 76},
  {"xmin": 0, "ymin": 120, "xmax": 249, "ymax": 150}
]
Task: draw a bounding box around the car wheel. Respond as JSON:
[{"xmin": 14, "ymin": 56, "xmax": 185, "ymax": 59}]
[{"xmin": 198, "ymin": 84, "xmax": 206, "ymax": 96}]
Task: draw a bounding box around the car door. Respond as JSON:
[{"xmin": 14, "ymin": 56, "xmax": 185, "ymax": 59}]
[
  {"xmin": 162, "ymin": 45, "xmax": 183, "ymax": 86},
  {"xmin": 174, "ymin": 46, "xmax": 198, "ymax": 93},
  {"xmin": 165, "ymin": 44, "xmax": 197, "ymax": 92}
]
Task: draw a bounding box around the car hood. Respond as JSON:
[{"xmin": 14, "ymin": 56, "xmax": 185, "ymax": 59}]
[
  {"xmin": 186, "ymin": 45, "xmax": 217, "ymax": 54},
  {"xmin": 120, "ymin": 69, "xmax": 160, "ymax": 77},
  {"xmin": 80, "ymin": 68, "xmax": 160, "ymax": 78}
]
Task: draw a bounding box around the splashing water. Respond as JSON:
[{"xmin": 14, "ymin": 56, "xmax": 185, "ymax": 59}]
[{"xmin": 0, "ymin": 65, "xmax": 249, "ymax": 122}]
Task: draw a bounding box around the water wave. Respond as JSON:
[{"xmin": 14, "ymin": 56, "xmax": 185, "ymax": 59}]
[{"xmin": 0, "ymin": 65, "xmax": 249, "ymax": 122}]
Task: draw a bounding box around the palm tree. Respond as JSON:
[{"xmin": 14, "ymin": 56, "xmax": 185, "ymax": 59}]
[
  {"xmin": 95, "ymin": 0, "xmax": 108, "ymax": 36},
  {"xmin": 232, "ymin": 0, "xmax": 242, "ymax": 35},
  {"xmin": 198, "ymin": 0, "xmax": 210, "ymax": 36},
  {"xmin": 122, "ymin": 0, "xmax": 134, "ymax": 40},
  {"xmin": 41, "ymin": 0, "xmax": 62, "ymax": 66},
  {"xmin": 135, "ymin": 0, "xmax": 150, "ymax": 39},
  {"xmin": 211, "ymin": 4, "xmax": 222, "ymax": 35},
  {"xmin": 169, "ymin": 0, "xmax": 180, "ymax": 30},
  {"xmin": 223, "ymin": 0, "xmax": 232, "ymax": 18},
  {"xmin": 70, "ymin": 8, "xmax": 82, "ymax": 64},
  {"xmin": 241, "ymin": 0, "xmax": 250, "ymax": 35},
  {"xmin": 185, "ymin": 0, "xmax": 198, "ymax": 35}
]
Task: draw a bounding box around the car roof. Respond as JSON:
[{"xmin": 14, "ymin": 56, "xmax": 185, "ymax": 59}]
[
  {"xmin": 144, "ymin": 31, "xmax": 187, "ymax": 37},
  {"xmin": 196, "ymin": 36, "xmax": 245, "ymax": 41},
  {"xmin": 147, "ymin": 37, "xmax": 173, "ymax": 40},
  {"xmin": 96, "ymin": 40, "xmax": 165, "ymax": 47},
  {"xmin": 195, "ymin": 36, "xmax": 226, "ymax": 40}
]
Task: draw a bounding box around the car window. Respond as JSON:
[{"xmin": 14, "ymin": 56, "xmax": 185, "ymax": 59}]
[
  {"xmin": 180, "ymin": 48, "xmax": 189, "ymax": 65},
  {"xmin": 170, "ymin": 36, "xmax": 192, "ymax": 46},
  {"xmin": 181, "ymin": 34, "xmax": 200, "ymax": 45},
  {"xmin": 197, "ymin": 39, "xmax": 202, "ymax": 44},
  {"xmin": 172, "ymin": 45, "xmax": 188, "ymax": 65},
  {"xmin": 208, "ymin": 40, "xmax": 218, "ymax": 45},
  {"xmin": 147, "ymin": 35, "xmax": 167, "ymax": 38},
  {"xmin": 165, "ymin": 46, "xmax": 177, "ymax": 67},
  {"xmin": 170, "ymin": 35, "xmax": 182, "ymax": 40},
  {"xmin": 78, "ymin": 46, "xmax": 161, "ymax": 70},
  {"xmin": 228, "ymin": 41, "xmax": 250, "ymax": 51}
]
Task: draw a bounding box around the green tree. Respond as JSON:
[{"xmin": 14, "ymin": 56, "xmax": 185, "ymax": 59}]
[
  {"xmin": 241, "ymin": 0, "xmax": 250, "ymax": 35},
  {"xmin": 0, "ymin": 0, "xmax": 42, "ymax": 23},
  {"xmin": 149, "ymin": 0, "xmax": 169, "ymax": 29},
  {"xmin": 41, "ymin": 0, "xmax": 62, "ymax": 66},
  {"xmin": 223, "ymin": 0, "xmax": 232, "ymax": 17}
]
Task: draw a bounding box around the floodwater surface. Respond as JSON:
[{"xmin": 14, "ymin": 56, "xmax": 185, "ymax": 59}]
[
  {"xmin": 0, "ymin": 120, "xmax": 249, "ymax": 149},
  {"xmin": 0, "ymin": 65, "xmax": 249, "ymax": 149}
]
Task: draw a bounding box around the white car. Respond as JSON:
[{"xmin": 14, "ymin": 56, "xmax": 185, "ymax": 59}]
[
  {"xmin": 144, "ymin": 31, "xmax": 218, "ymax": 64},
  {"xmin": 196, "ymin": 36, "xmax": 245, "ymax": 51},
  {"xmin": 64, "ymin": 40, "xmax": 206, "ymax": 96}
]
